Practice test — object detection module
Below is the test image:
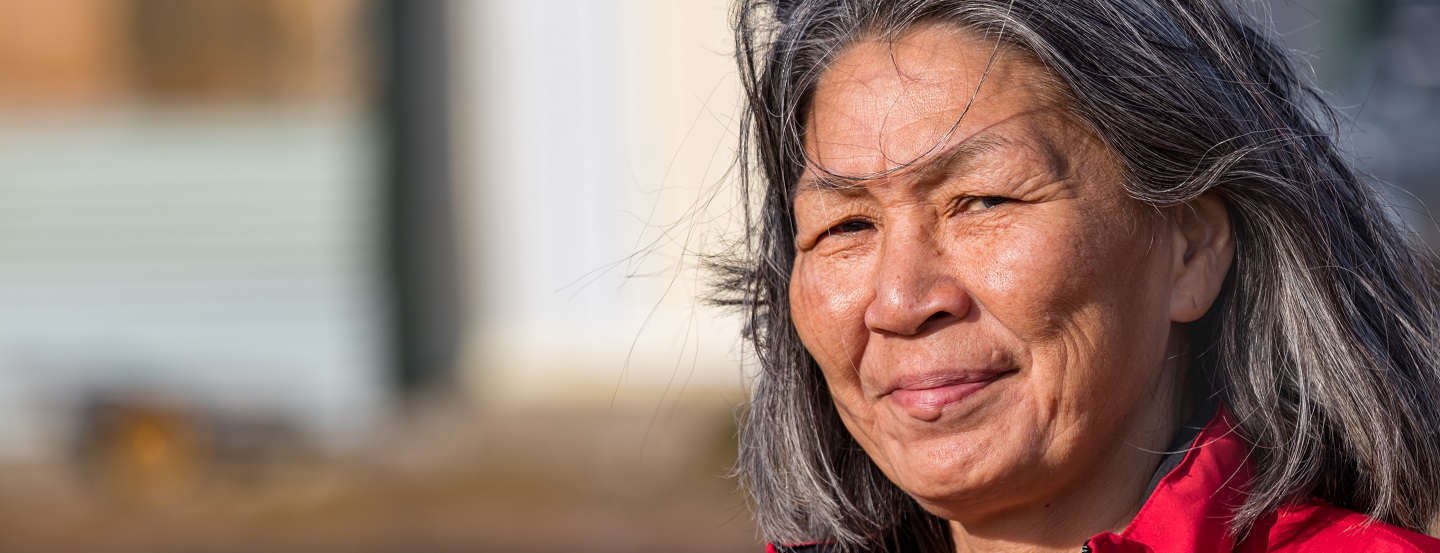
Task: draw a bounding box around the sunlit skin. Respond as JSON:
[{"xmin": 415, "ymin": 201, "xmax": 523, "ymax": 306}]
[{"xmin": 788, "ymin": 24, "xmax": 1234, "ymax": 552}]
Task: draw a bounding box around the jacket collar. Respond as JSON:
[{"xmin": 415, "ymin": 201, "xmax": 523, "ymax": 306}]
[{"xmin": 1086, "ymin": 405, "xmax": 1251, "ymax": 553}]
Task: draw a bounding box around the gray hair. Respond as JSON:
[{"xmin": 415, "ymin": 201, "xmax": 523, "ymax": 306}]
[{"xmin": 713, "ymin": 0, "xmax": 1440, "ymax": 550}]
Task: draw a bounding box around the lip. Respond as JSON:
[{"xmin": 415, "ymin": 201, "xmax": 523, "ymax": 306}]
[{"xmin": 885, "ymin": 370, "xmax": 1015, "ymax": 421}]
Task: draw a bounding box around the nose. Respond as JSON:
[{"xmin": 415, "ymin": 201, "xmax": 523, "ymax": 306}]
[{"xmin": 863, "ymin": 230, "xmax": 973, "ymax": 336}]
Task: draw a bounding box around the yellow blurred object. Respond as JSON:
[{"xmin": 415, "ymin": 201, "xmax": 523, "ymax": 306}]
[{"xmin": 79, "ymin": 400, "xmax": 209, "ymax": 506}]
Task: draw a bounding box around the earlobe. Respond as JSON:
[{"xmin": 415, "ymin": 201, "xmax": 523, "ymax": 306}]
[{"xmin": 1169, "ymin": 193, "xmax": 1234, "ymax": 323}]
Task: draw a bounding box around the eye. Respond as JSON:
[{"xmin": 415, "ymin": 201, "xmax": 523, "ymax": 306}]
[
  {"xmin": 957, "ymin": 196, "xmax": 1011, "ymax": 213},
  {"xmin": 826, "ymin": 219, "xmax": 874, "ymax": 236},
  {"xmin": 979, "ymin": 196, "xmax": 1009, "ymax": 209}
]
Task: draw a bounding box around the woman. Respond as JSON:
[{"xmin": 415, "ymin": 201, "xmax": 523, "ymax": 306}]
[{"xmin": 716, "ymin": 0, "xmax": 1440, "ymax": 551}]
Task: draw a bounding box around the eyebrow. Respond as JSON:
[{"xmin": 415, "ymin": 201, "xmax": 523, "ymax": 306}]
[{"xmin": 796, "ymin": 132, "xmax": 1014, "ymax": 196}]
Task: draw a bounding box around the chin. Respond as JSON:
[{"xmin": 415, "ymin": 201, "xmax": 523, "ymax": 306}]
[{"xmin": 875, "ymin": 416, "xmax": 1045, "ymax": 518}]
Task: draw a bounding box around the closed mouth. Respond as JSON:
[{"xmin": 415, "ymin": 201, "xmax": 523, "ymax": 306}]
[{"xmin": 885, "ymin": 369, "xmax": 1016, "ymax": 421}]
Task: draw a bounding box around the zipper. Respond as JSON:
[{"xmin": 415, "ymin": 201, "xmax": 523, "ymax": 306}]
[{"xmin": 1081, "ymin": 545, "xmax": 1092, "ymax": 553}]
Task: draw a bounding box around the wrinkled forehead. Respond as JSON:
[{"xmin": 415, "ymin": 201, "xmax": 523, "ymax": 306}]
[{"xmin": 802, "ymin": 22, "xmax": 1075, "ymax": 184}]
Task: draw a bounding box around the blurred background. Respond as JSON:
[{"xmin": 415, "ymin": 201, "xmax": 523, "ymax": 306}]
[{"xmin": 0, "ymin": 0, "xmax": 1432, "ymax": 552}]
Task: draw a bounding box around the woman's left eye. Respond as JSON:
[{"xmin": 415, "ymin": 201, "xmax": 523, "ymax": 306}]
[{"xmin": 958, "ymin": 196, "xmax": 1011, "ymax": 213}]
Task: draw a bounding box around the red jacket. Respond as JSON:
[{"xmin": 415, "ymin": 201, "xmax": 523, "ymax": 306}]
[
  {"xmin": 770, "ymin": 408, "xmax": 1440, "ymax": 552},
  {"xmin": 1086, "ymin": 407, "xmax": 1440, "ymax": 551}
]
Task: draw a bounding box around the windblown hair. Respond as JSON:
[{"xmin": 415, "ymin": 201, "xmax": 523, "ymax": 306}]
[{"xmin": 713, "ymin": 0, "xmax": 1440, "ymax": 550}]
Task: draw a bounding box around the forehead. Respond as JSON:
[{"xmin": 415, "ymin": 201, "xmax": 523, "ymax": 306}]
[{"xmin": 804, "ymin": 23, "xmax": 1069, "ymax": 179}]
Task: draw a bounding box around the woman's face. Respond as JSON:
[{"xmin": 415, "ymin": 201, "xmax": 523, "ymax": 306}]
[{"xmin": 790, "ymin": 24, "xmax": 1199, "ymax": 524}]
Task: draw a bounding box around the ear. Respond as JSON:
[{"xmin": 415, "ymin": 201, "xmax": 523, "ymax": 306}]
[{"xmin": 1168, "ymin": 193, "xmax": 1234, "ymax": 323}]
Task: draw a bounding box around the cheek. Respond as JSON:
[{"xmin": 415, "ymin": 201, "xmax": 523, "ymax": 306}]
[
  {"xmin": 968, "ymin": 221, "xmax": 1092, "ymax": 340},
  {"xmin": 973, "ymin": 206, "xmax": 1165, "ymax": 326},
  {"xmin": 967, "ymin": 211, "xmax": 1172, "ymax": 393},
  {"xmin": 789, "ymin": 255, "xmax": 873, "ymax": 385}
]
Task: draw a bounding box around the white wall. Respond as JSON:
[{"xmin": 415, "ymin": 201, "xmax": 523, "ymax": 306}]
[{"xmin": 453, "ymin": 0, "xmax": 747, "ymax": 409}]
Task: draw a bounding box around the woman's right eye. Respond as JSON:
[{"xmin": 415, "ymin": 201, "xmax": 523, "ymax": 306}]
[{"xmin": 826, "ymin": 219, "xmax": 874, "ymax": 236}]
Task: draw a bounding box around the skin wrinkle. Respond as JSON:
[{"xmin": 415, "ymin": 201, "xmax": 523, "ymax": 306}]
[
  {"xmin": 796, "ymin": 134, "xmax": 1012, "ymax": 197},
  {"xmin": 800, "ymin": 25, "xmax": 1018, "ymax": 186},
  {"xmin": 787, "ymin": 23, "xmax": 1230, "ymax": 552}
]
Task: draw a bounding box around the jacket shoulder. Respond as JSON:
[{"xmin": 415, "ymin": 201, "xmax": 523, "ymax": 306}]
[{"xmin": 1239, "ymin": 502, "xmax": 1440, "ymax": 552}]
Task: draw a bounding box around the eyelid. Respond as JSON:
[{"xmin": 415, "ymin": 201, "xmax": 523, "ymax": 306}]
[
  {"xmin": 795, "ymin": 216, "xmax": 867, "ymax": 250},
  {"xmin": 825, "ymin": 218, "xmax": 874, "ymax": 235},
  {"xmin": 950, "ymin": 195, "xmax": 1011, "ymax": 214}
]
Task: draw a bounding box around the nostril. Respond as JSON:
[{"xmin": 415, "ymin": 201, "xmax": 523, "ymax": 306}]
[{"xmin": 917, "ymin": 310, "xmax": 954, "ymax": 334}]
